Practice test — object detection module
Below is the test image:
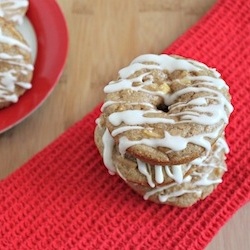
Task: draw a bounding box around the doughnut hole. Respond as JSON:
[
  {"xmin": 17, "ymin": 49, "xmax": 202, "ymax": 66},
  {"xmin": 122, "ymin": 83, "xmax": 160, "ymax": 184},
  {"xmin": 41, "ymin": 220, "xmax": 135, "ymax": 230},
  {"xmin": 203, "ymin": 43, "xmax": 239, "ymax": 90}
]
[{"xmin": 157, "ymin": 103, "xmax": 169, "ymax": 113}]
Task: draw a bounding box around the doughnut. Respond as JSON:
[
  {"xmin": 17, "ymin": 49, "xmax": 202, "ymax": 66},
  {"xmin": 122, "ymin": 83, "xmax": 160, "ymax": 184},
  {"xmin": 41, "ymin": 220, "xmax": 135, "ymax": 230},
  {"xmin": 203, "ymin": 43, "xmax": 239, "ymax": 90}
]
[
  {"xmin": 100, "ymin": 54, "xmax": 233, "ymax": 165},
  {"xmin": 123, "ymin": 138, "xmax": 227, "ymax": 207},
  {"xmin": 95, "ymin": 124, "xmax": 228, "ymax": 207},
  {"xmin": 0, "ymin": 17, "xmax": 33, "ymax": 109},
  {"xmin": 94, "ymin": 54, "xmax": 233, "ymax": 207},
  {"xmin": 0, "ymin": 0, "xmax": 29, "ymax": 25}
]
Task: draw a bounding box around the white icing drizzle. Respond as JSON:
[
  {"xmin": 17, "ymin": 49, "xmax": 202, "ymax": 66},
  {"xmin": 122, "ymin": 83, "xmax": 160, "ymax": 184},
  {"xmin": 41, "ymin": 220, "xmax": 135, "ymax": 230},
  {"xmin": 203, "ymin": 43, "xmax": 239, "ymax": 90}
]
[
  {"xmin": 165, "ymin": 165, "xmax": 183, "ymax": 184},
  {"xmin": 0, "ymin": 27, "xmax": 33, "ymax": 103},
  {"xmin": 137, "ymin": 159, "xmax": 155, "ymax": 188},
  {"xmin": 111, "ymin": 125, "xmax": 146, "ymax": 137},
  {"xmin": 192, "ymin": 168, "xmax": 222, "ymax": 186},
  {"xmin": 216, "ymin": 136, "xmax": 229, "ymax": 154},
  {"xmin": 102, "ymin": 129, "xmax": 116, "ymax": 175},
  {"xmin": 123, "ymin": 54, "xmax": 204, "ymax": 77},
  {"xmin": 109, "ymin": 109, "xmax": 174, "ymax": 127},
  {"xmin": 158, "ymin": 189, "xmax": 202, "ymax": 203},
  {"xmin": 155, "ymin": 165, "xmax": 164, "ymax": 184},
  {"xmin": 188, "ymin": 75, "xmax": 228, "ymax": 89},
  {"xmin": 0, "ymin": 52, "xmax": 33, "ymax": 72},
  {"xmin": 143, "ymin": 175, "xmax": 202, "ymax": 202},
  {"xmin": 165, "ymin": 85, "xmax": 232, "ymax": 125},
  {"xmin": 95, "ymin": 118, "xmax": 101, "ymax": 128},
  {"xmin": 101, "ymin": 100, "xmax": 154, "ymax": 111},
  {"xmin": 102, "ymin": 54, "xmax": 233, "ymax": 160},
  {"xmin": 141, "ymin": 137, "xmax": 228, "ymax": 203},
  {"xmin": 137, "ymin": 159, "xmax": 185, "ymax": 187},
  {"xmin": 195, "ymin": 134, "xmax": 229, "ymax": 171},
  {"xmin": 0, "ymin": 0, "xmax": 28, "ymax": 25},
  {"xmin": 118, "ymin": 124, "xmax": 223, "ymax": 156}
]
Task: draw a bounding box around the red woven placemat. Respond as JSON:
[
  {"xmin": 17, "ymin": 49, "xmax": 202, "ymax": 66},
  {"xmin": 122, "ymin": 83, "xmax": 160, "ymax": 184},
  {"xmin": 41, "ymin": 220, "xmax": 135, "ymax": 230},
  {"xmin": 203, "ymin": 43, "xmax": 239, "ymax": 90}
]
[{"xmin": 1, "ymin": 0, "xmax": 250, "ymax": 249}]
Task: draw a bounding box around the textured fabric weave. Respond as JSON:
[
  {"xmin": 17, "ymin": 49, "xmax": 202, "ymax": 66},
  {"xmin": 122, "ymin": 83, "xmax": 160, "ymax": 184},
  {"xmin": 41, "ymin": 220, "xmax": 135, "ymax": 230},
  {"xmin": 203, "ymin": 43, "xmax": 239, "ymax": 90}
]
[{"xmin": 1, "ymin": 0, "xmax": 250, "ymax": 249}]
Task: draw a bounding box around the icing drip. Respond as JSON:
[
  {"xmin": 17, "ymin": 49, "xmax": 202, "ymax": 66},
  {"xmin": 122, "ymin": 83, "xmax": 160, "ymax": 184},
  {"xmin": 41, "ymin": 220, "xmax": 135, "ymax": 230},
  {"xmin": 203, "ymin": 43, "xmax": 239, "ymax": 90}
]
[
  {"xmin": 0, "ymin": 53, "xmax": 33, "ymax": 72},
  {"xmin": 0, "ymin": 28, "xmax": 30, "ymax": 51},
  {"xmin": 155, "ymin": 165, "xmax": 164, "ymax": 184},
  {"xmin": 118, "ymin": 124, "xmax": 223, "ymax": 156},
  {"xmin": 143, "ymin": 167, "xmax": 223, "ymax": 203},
  {"xmin": 143, "ymin": 175, "xmax": 203, "ymax": 203},
  {"xmin": 200, "ymin": 135, "xmax": 229, "ymax": 171},
  {"xmin": 102, "ymin": 129, "xmax": 116, "ymax": 175},
  {"xmin": 122, "ymin": 54, "xmax": 204, "ymax": 77},
  {"xmin": 137, "ymin": 158, "xmax": 185, "ymax": 187},
  {"xmin": 95, "ymin": 118, "xmax": 102, "ymax": 128},
  {"xmin": 193, "ymin": 169, "xmax": 222, "ymax": 186},
  {"xmin": 158, "ymin": 190, "xmax": 202, "ymax": 203},
  {"xmin": 137, "ymin": 159, "xmax": 155, "ymax": 188},
  {"xmin": 109, "ymin": 110, "xmax": 174, "ymax": 126},
  {"xmin": 165, "ymin": 165, "xmax": 183, "ymax": 184}
]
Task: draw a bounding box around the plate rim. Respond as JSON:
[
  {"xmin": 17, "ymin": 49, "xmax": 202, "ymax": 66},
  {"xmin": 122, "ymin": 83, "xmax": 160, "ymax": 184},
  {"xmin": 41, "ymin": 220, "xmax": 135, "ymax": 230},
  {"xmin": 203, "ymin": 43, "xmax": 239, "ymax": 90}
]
[{"xmin": 0, "ymin": 0, "xmax": 69, "ymax": 133}]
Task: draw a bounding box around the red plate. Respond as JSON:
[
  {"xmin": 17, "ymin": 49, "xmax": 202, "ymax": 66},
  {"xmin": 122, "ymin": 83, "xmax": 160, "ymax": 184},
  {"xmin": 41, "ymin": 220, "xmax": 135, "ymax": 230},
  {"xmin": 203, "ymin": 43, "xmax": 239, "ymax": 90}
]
[{"xmin": 0, "ymin": 0, "xmax": 69, "ymax": 133}]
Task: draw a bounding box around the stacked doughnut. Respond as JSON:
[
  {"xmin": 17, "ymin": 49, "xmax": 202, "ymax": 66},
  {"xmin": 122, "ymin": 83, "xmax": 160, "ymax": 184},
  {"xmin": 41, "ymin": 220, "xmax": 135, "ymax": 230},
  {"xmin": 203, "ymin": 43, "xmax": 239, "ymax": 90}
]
[
  {"xmin": 0, "ymin": 0, "xmax": 33, "ymax": 109},
  {"xmin": 94, "ymin": 54, "xmax": 233, "ymax": 207}
]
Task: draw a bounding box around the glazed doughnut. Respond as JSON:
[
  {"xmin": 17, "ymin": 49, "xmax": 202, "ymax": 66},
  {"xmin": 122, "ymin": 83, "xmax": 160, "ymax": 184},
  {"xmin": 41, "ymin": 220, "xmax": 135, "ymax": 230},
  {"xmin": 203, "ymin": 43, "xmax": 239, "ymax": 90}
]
[
  {"xmin": 94, "ymin": 53, "xmax": 233, "ymax": 207},
  {"xmin": 119, "ymin": 137, "xmax": 228, "ymax": 207},
  {"xmin": 100, "ymin": 54, "xmax": 233, "ymax": 165},
  {"xmin": 0, "ymin": 0, "xmax": 29, "ymax": 25},
  {"xmin": 0, "ymin": 17, "xmax": 33, "ymax": 109},
  {"xmin": 95, "ymin": 124, "xmax": 228, "ymax": 207}
]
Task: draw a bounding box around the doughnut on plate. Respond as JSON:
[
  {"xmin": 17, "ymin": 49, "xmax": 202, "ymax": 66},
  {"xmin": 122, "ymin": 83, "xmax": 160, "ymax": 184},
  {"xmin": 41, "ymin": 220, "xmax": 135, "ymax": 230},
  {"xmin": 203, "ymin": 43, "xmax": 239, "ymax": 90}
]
[
  {"xmin": 0, "ymin": 17, "xmax": 33, "ymax": 109},
  {"xmin": 0, "ymin": 0, "xmax": 68, "ymax": 133}
]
